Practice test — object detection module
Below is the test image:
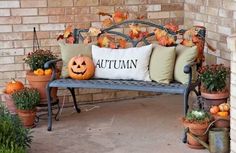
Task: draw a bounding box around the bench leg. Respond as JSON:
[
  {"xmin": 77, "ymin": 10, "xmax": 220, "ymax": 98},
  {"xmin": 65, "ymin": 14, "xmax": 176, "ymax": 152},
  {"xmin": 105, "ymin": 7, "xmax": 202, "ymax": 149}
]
[
  {"xmin": 46, "ymin": 85, "xmax": 52, "ymax": 131},
  {"xmin": 182, "ymin": 90, "xmax": 190, "ymax": 143},
  {"xmin": 67, "ymin": 88, "xmax": 81, "ymax": 113}
]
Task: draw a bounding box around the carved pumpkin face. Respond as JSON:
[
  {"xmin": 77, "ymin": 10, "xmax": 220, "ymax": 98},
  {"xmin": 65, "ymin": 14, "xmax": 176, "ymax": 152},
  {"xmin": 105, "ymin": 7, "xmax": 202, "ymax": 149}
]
[{"xmin": 68, "ymin": 55, "xmax": 95, "ymax": 80}]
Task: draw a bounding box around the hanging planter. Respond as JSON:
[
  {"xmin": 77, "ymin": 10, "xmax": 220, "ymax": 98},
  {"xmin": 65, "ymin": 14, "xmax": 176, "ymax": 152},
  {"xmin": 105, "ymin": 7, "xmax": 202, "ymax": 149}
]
[{"xmin": 24, "ymin": 27, "xmax": 58, "ymax": 105}]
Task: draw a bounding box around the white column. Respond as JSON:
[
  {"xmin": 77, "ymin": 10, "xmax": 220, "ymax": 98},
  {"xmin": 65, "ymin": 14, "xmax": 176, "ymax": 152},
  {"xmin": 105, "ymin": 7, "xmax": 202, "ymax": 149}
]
[{"xmin": 227, "ymin": 35, "xmax": 236, "ymax": 153}]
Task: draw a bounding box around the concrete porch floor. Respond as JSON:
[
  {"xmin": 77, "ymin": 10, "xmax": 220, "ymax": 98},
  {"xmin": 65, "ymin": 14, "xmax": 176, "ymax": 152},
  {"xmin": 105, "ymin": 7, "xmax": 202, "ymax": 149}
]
[{"xmin": 29, "ymin": 95, "xmax": 208, "ymax": 153}]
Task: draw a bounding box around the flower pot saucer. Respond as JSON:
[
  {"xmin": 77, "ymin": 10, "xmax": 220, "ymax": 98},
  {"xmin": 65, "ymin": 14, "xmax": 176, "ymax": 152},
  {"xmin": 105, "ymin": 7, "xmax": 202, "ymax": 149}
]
[{"xmin": 187, "ymin": 142, "xmax": 206, "ymax": 149}]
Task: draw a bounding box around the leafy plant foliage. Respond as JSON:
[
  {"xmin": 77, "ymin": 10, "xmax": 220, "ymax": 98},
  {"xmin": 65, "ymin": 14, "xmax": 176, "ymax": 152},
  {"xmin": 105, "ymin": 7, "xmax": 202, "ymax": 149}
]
[
  {"xmin": 0, "ymin": 104, "xmax": 32, "ymax": 153},
  {"xmin": 198, "ymin": 64, "xmax": 230, "ymax": 93},
  {"xmin": 12, "ymin": 87, "xmax": 40, "ymax": 110},
  {"xmin": 24, "ymin": 49, "xmax": 57, "ymax": 71}
]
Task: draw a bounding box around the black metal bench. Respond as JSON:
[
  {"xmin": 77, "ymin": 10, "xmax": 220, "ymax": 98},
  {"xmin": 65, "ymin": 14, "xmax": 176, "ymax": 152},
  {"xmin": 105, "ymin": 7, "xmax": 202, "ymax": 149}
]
[{"xmin": 44, "ymin": 20, "xmax": 206, "ymax": 143}]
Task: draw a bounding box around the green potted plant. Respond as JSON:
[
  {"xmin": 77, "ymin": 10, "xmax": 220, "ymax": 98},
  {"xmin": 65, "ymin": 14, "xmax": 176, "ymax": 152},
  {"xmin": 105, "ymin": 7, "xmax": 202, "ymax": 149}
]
[
  {"xmin": 0, "ymin": 103, "xmax": 32, "ymax": 153},
  {"xmin": 198, "ymin": 64, "xmax": 230, "ymax": 108},
  {"xmin": 12, "ymin": 87, "xmax": 40, "ymax": 128},
  {"xmin": 182, "ymin": 109, "xmax": 211, "ymax": 149},
  {"xmin": 24, "ymin": 49, "xmax": 58, "ymax": 104}
]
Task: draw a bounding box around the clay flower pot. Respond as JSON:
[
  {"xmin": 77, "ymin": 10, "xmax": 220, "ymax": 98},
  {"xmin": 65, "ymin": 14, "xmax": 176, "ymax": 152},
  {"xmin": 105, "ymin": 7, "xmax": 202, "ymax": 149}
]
[
  {"xmin": 26, "ymin": 71, "xmax": 58, "ymax": 104},
  {"xmin": 213, "ymin": 115, "xmax": 230, "ymax": 128},
  {"xmin": 184, "ymin": 122, "xmax": 209, "ymax": 149},
  {"xmin": 201, "ymin": 91, "xmax": 229, "ymax": 111},
  {"xmin": 17, "ymin": 109, "xmax": 36, "ymax": 128},
  {"xmin": 2, "ymin": 93, "xmax": 17, "ymax": 114}
]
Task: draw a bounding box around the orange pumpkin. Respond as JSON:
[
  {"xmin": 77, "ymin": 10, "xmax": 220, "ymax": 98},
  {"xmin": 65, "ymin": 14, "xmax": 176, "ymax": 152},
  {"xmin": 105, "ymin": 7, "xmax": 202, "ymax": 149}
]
[
  {"xmin": 5, "ymin": 79, "xmax": 24, "ymax": 94},
  {"xmin": 217, "ymin": 111, "xmax": 229, "ymax": 117},
  {"xmin": 45, "ymin": 69, "xmax": 52, "ymax": 75},
  {"xmin": 210, "ymin": 106, "xmax": 220, "ymax": 114},
  {"xmin": 34, "ymin": 68, "xmax": 45, "ymax": 76},
  {"xmin": 68, "ymin": 55, "xmax": 95, "ymax": 80}
]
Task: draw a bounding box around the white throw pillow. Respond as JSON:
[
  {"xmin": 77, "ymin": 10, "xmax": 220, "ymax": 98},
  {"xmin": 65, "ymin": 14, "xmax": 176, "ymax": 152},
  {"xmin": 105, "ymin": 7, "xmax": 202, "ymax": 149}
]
[{"xmin": 92, "ymin": 45, "xmax": 152, "ymax": 81}]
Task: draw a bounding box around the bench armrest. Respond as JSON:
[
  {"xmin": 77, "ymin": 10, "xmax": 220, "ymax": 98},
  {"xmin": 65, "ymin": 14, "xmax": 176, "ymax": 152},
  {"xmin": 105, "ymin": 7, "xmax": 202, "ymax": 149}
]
[
  {"xmin": 183, "ymin": 62, "xmax": 200, "ymax": 86},
  {"xmin": 44, "ymin": 58, "xmax": 62, "ymax": 81}
]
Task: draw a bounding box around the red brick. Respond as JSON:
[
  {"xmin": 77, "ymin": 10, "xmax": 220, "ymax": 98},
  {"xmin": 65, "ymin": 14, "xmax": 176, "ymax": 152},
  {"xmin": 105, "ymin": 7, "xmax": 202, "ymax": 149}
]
[
  {"xmin": 40, "ymin": 39, "xmax": 58, "ymax": 47},
  {"xmin": 0, "ymin": 17, "xmax": 21, "ymax": 25},
  {"xmin": 49, "ymin": 15, "xmax": 74, "ymax": 23},
  {"xmin": 13, "ymin": 25, "xmax": 39, "ymax": 32},
  {"xmin": 0, "ymin": 9, "xmax": 10, "ymax": 16},
  {"xmin": 75, "ymin": 14, "xmax": 99, "ymax": 22},
  {"xmin": 0, "ymin": 64, "xmax": 23, "ymax": 72},
  {"xmin": 74, "ymin": 0, "xmax": 99, "ymax": 6},
  {"xmin": 40, "ymin": 24, "xmax": 65, "ymax": 31},
  {"xmin": 39, "ymin": 8, "xmax": 65, "ymax": 15},
  {"xmin": 23, "ymin": 31, "xmax": 50, "ymax": 40},
  {"xmin": 11, "ymin": 8, "xmax": 38, "ymax": 16},
  {"xmin": 0, "ymin": 25, "xmax": 12, "ymax": 33},
  {"xmin": 21, "ymin": 0, "xmax": 47, "ymax": 8},
  {"xmin": 0, "ymin": 33, "xmax": 22, "ymax": 41},
  {"xmin": 0, "ymin": 57, "xmax": 14, "ymax": 64},
  {"xmin": 48, "ymin": 0, "xmax": 73, "ymax": 7},
  {"xmin": 23, "ymin": 16, "xmax": 48, "ymax": 24},
  {"xmin": 162, "ymin": 3, "xmax": 184, "ymax": 11},
  {"xmin": 91, "ymin": 6, "xmax": 114, "ymax": 14},
  {"xmin": 0, "ymin": 1, "xmax": 19, "ymax": 8},
  {"xmin": 65, "ymin": 7, "xmax": 90, "ymax": 15},
  {"xmin": 0, "ymin": 41, "xmax": 13, "ymax": 49},
  {"xmin": 100, "ymin": 0, "xmax": 124, "ymax": 5},
  {"xmin": 148, "ymin": 12, "xmax": 169, "ymax": 19},
  {"xmin": 14, "ymin": 40, "xmax": 33, "ymax": 48},
  {"xmin": 125, "ymin": 0, "xmax": 146, "ymax": 4},
  {"xmin": 0, "ymin": 48, "xmax": 24, "ymax": 56}
]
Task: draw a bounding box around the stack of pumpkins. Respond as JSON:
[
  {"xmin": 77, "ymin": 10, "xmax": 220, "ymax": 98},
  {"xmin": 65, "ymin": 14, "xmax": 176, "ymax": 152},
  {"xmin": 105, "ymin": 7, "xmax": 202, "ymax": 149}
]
[{"xmin": 210, "ymin": 103, "xmax": 230, "ymax": 128}]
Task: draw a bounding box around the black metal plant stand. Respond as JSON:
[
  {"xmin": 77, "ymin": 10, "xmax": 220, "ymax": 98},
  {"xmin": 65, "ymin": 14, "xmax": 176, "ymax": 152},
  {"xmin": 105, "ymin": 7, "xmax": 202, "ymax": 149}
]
[{"xmin": 32, "ymin": 27, "xmax": 60, "ymax": 124}]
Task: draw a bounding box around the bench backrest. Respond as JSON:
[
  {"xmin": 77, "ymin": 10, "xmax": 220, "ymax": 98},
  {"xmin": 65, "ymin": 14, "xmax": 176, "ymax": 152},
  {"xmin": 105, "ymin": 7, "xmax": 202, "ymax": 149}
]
[{"xmin": 73, "ymin": 19, "xmax": 206, "ymax": 63}]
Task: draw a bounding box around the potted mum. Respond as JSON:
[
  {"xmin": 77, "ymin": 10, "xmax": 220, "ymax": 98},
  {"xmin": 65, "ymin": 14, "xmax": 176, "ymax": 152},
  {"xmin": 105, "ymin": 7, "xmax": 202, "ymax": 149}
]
[
  {"xmin": 182, "ymin": 109, "xmax": 211, "ymax": 149},
  {"xmin": 11, "ymin": 87, "xmax": 40, "ymax": 128},
  {"xmin": 198, "ymin": 64, "xmax": 230, "ymax": 108},
  {"xmin": 24, "ymin": 49, "xmax": 58, "ymax": 104}
]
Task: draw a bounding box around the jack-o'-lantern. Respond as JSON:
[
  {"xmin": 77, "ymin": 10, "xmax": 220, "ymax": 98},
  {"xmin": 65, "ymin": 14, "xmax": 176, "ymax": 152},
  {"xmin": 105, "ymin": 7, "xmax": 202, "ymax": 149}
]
[{"xmin": 68, "ymin": 55, "xmax": 95, "ymax": 80}]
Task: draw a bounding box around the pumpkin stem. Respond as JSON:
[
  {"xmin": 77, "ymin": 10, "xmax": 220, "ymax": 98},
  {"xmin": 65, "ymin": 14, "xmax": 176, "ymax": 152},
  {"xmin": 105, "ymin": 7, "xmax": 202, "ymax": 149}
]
[{"xmin": 11, "ymin": 78, "xmax": 16, "ymax": 83}]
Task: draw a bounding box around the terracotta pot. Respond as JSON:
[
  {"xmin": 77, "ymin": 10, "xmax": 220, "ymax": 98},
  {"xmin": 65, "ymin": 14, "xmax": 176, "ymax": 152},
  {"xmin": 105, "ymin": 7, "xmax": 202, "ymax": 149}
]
[
  {"xmin": 17, "ymin": 109, "xmax": 36, "ymax": 128},
  {"xmin": 2, "ymin": 93, "xmax": 17, "ymax": 114},
  {"xmin": 26, "ymin": 71, "xmax": 58, "ymax": 104},
  {"xmin": 187, "ymin": 133, "xmax": 207, "ymax": 149},
  {"xmin": 213, "ymin": 115, "xmax": 230, "ymax": 128},
  {"xmin": 201, "ymin": 91, "xmax": 229, "ymax": 111},
  {"xmin": 184, "ymin": 122, "xmax": 209, "ymax": 149}
]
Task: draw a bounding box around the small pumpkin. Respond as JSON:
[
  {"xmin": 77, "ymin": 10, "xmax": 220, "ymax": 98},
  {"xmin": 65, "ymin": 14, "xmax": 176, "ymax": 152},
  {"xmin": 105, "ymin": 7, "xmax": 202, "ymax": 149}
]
[
  {"xmin": 217, "ymin": 111, "xmax": 229, "ymax": 117},
  {"xmin": 44, "ymin": 69, "xmax": 52, "ymax": 75},
  {"xmin": 218, "ymin": 103, "xmax": 230, "ymax": 112},
  {"xmin": 210, "ymin": 106, "xmax": 220, "ymax": 114},
  {"xmin": 5, "ymin": 79, "xmax": 24, "ymax": 94},
  {"xmin": 34, "ymin": 68, "xmax": 45, "ymax": 76},
  {"xmin": 68, "ymin": 55, "xmax": 95, "ymax": 80}
]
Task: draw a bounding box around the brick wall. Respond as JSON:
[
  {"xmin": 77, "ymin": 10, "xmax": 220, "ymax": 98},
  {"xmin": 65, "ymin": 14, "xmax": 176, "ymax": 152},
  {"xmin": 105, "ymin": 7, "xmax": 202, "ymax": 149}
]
[
  {"xmin": 0, "ymin": 0, "xmax": 184, "ymax": 104},
  {"xmin": 227, "ymin": 36, "xmax": 236, "ymax": 153},
  {"xmin": 184, "ymin": 0, "xmax": 235, "ymax": 66}
]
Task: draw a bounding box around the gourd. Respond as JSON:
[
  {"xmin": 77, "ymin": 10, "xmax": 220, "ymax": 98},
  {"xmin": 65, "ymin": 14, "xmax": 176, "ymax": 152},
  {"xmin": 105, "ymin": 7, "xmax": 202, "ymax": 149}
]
[{"xmin": 218, "ymin": 103, "xmax": 230, "ymax": 112}]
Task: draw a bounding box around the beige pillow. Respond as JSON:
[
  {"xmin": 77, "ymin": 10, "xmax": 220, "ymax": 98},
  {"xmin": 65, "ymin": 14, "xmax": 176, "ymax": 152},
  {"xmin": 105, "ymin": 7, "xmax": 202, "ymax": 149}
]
[
  {"xmin": 174, "ymin": 45, "xmax": 197, "ymax": 84},
  {"xmin": 149, "ymin": 44, "xmax": 176, "ymax": 84},
  {"xmin": 59, "ymin": 42, "xmax": 93, "ymax": 78}
]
